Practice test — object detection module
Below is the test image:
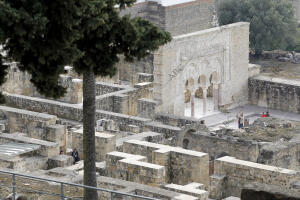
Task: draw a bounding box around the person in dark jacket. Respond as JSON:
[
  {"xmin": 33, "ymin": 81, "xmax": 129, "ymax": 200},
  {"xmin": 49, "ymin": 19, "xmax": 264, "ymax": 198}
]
[{"xmin": 72, "ymin": 148, "xmax": 80, "ymax": 164}]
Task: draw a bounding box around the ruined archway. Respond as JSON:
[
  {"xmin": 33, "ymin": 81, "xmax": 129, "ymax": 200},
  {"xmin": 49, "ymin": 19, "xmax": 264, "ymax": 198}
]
[
  {"xmin": 177, "ymin": 123, "xmax": 209, "ymax": 147},
  {"xmin": 182, "ymin": 138, "xmax": 190, "ymax": 149}
]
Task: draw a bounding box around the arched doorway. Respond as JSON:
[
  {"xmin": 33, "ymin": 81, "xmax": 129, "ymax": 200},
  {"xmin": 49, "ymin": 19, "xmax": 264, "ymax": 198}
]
[{"xmin": 182, "ymin": 138, "xmax": 190, "ymax": 149}]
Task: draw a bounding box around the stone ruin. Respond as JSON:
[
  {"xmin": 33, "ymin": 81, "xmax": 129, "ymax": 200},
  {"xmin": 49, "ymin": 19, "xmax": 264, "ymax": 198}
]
[{"xmin": 0, "ymin": 0, "xmax": 300, "ymax": 200}]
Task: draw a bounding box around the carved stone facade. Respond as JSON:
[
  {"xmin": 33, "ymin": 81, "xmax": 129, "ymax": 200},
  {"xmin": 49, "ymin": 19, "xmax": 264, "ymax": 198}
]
[{"xmin": 154, "ymin": 22, "xmax": 250, "ymax": 116}]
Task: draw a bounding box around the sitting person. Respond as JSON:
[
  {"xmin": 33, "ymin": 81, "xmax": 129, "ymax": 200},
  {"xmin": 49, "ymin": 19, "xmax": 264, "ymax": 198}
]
[
  {"xmin": 261, "ymin": 112, "xmax": 267, "ymax": 118},
  {"xmin": 71, "ymin": 148, "xmax": 80, "ymax": 164}
]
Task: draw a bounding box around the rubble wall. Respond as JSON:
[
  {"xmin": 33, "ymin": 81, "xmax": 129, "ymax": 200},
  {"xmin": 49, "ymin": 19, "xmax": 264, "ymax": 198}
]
[
  {"xmin": 248, "ymin": 75, "xmax": 300, "ymax": 113},
  {"xmin": 211, "ymin": 156, "xmax": 300, "ymax": 199}
]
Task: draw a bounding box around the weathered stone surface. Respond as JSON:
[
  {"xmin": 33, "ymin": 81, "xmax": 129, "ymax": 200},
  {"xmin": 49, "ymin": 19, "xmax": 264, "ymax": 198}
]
[
  {"xmin": 210, "ymin": 156, "xmax": 300, "ymax": 199},
  {"xmin": 72, "ymin": 128, "xmax": 116, "ymax": 162},
  {"xmin": 48, "ymin": 155, "xmax": 73, "ymax": 169},
  {"xmin": 123, "ymin": 140, "xmax": 209, "ymax": 187},
  {"xmin": 249, "ymin": 75, "xmax": 300, "ymax": 113}
]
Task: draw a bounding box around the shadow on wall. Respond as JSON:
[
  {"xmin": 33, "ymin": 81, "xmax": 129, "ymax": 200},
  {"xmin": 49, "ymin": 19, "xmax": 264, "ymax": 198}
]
[{"xmin": 241, "ymin": 189, "xmax": 300, "ymax": 200}]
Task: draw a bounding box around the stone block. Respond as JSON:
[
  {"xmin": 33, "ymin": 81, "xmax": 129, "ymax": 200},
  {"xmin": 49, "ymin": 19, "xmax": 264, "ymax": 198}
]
[
  {"xmin": 48, "ymin": 155, "xmax": 73, "ymax": 169},
  {"xmin": 46, "ymin": 124, "xmax": 66, "ymax": 148},
  {"xmin": 123, "ymin": 140, "xmax": 209, "ymax": 187},
  {"xmin": 72, "ymin": 128, "xmax": 116, "ymax": 161},
  {"xmin": 163, "ymin": 183, "xmax": 208, "ymax": 200},
  {"xmin": 137, "ymin": 98, "xmax": 157, "ymax": 119}
]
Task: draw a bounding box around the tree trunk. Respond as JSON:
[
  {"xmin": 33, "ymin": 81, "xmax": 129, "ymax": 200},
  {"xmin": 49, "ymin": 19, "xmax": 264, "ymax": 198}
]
[{"xmin": 83, "ymin": 68, "xmax": 98, "ymax": 200}]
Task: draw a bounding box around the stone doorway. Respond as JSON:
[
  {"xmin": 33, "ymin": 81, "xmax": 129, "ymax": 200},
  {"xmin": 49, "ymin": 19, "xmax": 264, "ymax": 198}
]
[{"xmin": 184, "ymin": 72, "xmax": 220, "ymax": 118}]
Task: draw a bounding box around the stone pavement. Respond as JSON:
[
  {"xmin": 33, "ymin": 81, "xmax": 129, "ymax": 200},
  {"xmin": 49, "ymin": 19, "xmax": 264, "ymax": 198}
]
[{"xmin": 199, "ymin": 105, "xmax": 300, "ymax": 127}]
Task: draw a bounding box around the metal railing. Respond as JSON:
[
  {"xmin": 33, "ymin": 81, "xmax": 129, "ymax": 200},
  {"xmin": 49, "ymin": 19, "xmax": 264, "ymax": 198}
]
[{"xmin": 0, "ymin": 169, "xmax": 159, "ymax": 200}]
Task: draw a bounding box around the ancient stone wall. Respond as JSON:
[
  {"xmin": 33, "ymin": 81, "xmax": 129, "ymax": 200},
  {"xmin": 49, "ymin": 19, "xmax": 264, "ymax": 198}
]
[
  {"xmin": 4, "ymin": 93, "xmax": 152, "ymax": 125},
  {"xmin": 1, "ymin": 64, "xmax": 83, "ymax": 104},
  {"xmin": 116, "ymin": 55, "xmax": 155, "ymax": 85},
  {"xmin": 123, "ymin": 139, "xmax": 209, "ymax": 187},
  {"xmin": 258, "ymin": 141, "xmax": 300, "ymax": 171},
  {"xmin": 210, "ymin": 156, "xmax": 300, "ymax": 199},
  {"xmin": 179, "ymin": 131, "xmax": 260, "ymax": 162},
  {"xmin": 248, "ymin": 75, "xmax": 300, "ymax": 113},
  {"xmin": 121, "ymin": 0, "xmax": 214, "ymax": 36},
  {"xmin": 95, "ymin": 82, "xmax": 127, "ymax": 96},
  {"xmin": 106, "ymin": 151, "xmax": 165, "ymax": 187},
  {"xmin": 72, "ymin": 128, "xmax": 116, "ymax": 161},
  {"xmin": 95, "ymin": 83, "xmax": 152, "ymax": 116},
  {"xmin": 0, "ymin": 105, "xmax": 57, "ymax": 134},
  {"xmin": 3, "ymin": 94, "xmax": 184, "ymax": 140}
]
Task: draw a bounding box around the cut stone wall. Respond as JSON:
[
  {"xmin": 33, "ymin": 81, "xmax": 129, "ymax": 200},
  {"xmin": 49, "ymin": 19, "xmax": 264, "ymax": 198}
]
[
  {"xmin": 123, "ymin": 139, "xmax": 209, "ymax": 187},
  {"xmin": 162, "ymin": 182, "xmax": 208, "ymax": 200},
  {"xmin": 4, "ymin": 93, "xmax": 184, "ymax": 138},
  {"xmin": 0, "ymin": 105, "xmax": 57, "ymax": 134},
  {"xmin": 121, "ymin": 0, "xmax": 215, "ymax": 36},
  {"xmin": 106, "ymin": 151, "xmax": 165, "ymax": 187},
  {"xmin": 1, "ymin": 64, "xmax": 83, "ymax": 104},
  {"xmin": 95, "ymin": 82, "xmax": 127, "ymax": 96},
  {"xmin": 210, "ymin": 156, "xmax": 300, "ymax": 199},
  {"xmin": 179, "ymin": 131, "xmax": 259, "ymax": 162},
  {"xmin": 72, "ymin": 128, "xmax": 116, "ymax": 162},
  {"xmin": 248, "ymin": 75, "xmax": 300, "ymax": 113}
]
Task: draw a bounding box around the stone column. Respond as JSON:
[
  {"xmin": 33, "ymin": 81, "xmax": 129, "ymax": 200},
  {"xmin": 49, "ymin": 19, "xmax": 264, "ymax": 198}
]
[
  {"xmin": 191, "ymin": 93, "xmax": 195, "ymax": 117},
  {"xmin": 213, "ymin": 84, "xmax": 219, "ymax": 111},
  {"xmin": 203, "ymin": 89, "xmax": 207, "ymax": 115}
]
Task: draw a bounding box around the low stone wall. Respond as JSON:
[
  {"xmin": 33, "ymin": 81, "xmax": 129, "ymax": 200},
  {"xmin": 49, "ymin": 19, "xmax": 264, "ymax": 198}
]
[
  {"xmin": 95, "ymin": 82, "xmax": 152, "ymax": 116},
  {"xmin": 72, "ymin": 128, "xmax": 116, "ymax": 162},
  {"xmin": 95, "ymin": 81, "xmax": 127, "ymax": 96},
  {"xmin": 106, "ymin": 151, "xmax": 165, "ymax": 187},
  {"xmin": 4, "ymin": 93, "xmax": 152, "ymax": 126},
  {"xmin": 210, "ymin": 156, "xmax": 300, "ymax": 199},
  {"xmin": 180, "ymin": 131, "xmax": 260, "ymax": 162},
  {"xmin": 4, "ymin": 93, "xmax": 184, "ymax": 139},
  {"xmin": 1, "ymin": 64, "xmax": 83, "ymax": 104},
  {"xmin": 123, "ymin": 140, "xmax": 209, "ymax": 187},
  {"xmin": 248, "ymin": 75, "xmax": 300, "ymax": 113},
  {"xmin": 162, "ymin": 183, "xmax": 208, "ymax": 200},
  {"xmin": 0, "ymin": 105, "xmax": 57, "ymax": 134},
  {"xmin": 0, "ymin": 133, "xmax": 59, "ymax": 158},
  {"xmin": 258, "ymin": 140, "xmax": 300, "ymax": 171},
  {"xmin": 155, "ymin": 113, "xmax": 200, "ymax": 127}
]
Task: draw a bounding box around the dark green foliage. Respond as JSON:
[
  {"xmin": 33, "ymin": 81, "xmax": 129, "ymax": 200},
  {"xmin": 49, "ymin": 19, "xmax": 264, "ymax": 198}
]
[
  {"xmin": 0, "ymin": 0, "xmax": 86, "ymax": 98},
  {"xmin": 0, "ymin": 0, "xmax": 170, "ymax": 97},
  {"xmin": 74, "ymin": 0, "xmax": 171, "ymax": 77},
  {"xmin": 217, "ymin": 0, "xmax": 298, "ymax": 54}
]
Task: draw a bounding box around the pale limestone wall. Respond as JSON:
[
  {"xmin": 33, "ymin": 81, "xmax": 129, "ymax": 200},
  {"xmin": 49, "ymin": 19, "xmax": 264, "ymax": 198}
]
[
  {"xmin": 248, "ymin": 75, "xmax": 300, "ymax": 113},
  {"xmin": 154, "ymin": 22, "xmax": 249, "ymax": 115},
  {"xmin": 0, "ymin": 105, "xmax": 57, "ymax": 134},
  {"xmin": 71, "ymin": 128, "xmax": 116, "ymax": 162},
  {"xmin": 105, "ymin": 151, "xmax": 166, "ymax": 187},
  {"xmin": 123, "ymin": 140, "xmax": 209, "ymax": 187},
  {"xmin": 121, "ymin": 0, "xmax": 215, "ymax": 36},
  {"xmin": 1, "ymin": 63, "xmax": 83, "ymax": 104},
  {"xmin": 95, "ymin": 82, "xmax": 153, "ymax": 116},
  {"xmin": 210, "ymin": 156, "xmax": 300, "ymax": 199},
  {"xmin": 163, "ymin": 182, "xmax": 208, "ymax": 200}
]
